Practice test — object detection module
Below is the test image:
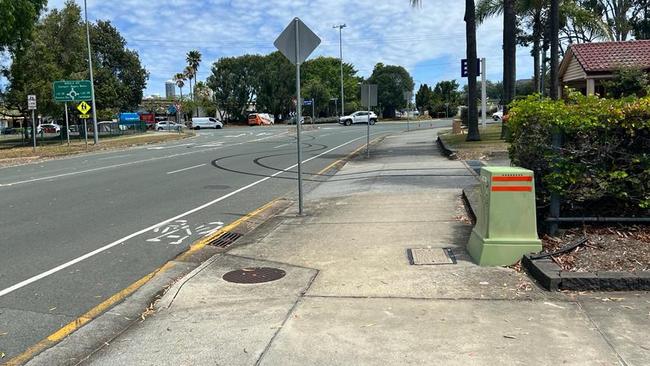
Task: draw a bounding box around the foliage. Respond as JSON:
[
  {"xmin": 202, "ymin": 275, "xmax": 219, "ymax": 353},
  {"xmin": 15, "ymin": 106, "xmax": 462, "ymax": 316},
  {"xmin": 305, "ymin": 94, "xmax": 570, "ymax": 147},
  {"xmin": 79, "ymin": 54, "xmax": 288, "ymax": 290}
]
[
  {"xmin": 0, "ymin": 0, "xmax": 47, "ymax": 52},
  {"xmin": 4, "ymin": 1, "xmax": 148, "ymax": 120},
  {"xmin": 415, "ymin": 84, "xmax": 433, "ymax": 112},
  {"xmin": 367, "ymin": 63, "xmax": 414, "ymax": 118},
  {"xmin": 602, "ymin": 67, "xmax": 650, "ymax": 98},
  {"xmin": 508, "ymin": 92, "xmax": 650, "ymax": 217},
  {"xmin": 207, "ymin": 54, "xmax": 263, "ymax": 122}
]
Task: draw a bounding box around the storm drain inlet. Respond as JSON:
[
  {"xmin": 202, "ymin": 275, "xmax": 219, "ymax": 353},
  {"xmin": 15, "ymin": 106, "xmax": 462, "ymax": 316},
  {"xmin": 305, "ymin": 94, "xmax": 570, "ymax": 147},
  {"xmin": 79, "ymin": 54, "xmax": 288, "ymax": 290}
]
[
  {"xmin": 208, "ymin": 231, "xmax": 243, "ymax": 248},
  {"xmin": 222, "ymin": 267, "xmax": 286, "ymax": 284}
]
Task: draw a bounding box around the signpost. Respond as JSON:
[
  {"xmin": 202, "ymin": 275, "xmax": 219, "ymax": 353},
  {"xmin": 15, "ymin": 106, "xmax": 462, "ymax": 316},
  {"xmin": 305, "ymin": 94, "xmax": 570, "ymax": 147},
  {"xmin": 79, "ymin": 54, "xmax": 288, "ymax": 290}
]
[
  {"xmin": 274, "ymin": 17, "xmax": 321, "ymax": 215},
  {"xmin": 27, "ymin": 95, "xmax": 37, "ymax": 152},
  {"xmin": 54, "ymin": 80, "xmax": 92, "ymax": 146},
  {"xmin": 77, "ymin": 101, "xmax": 92, "ymax": 147},
  {"xmin": 303, "ymin": 98, "xmax": 315, "ymax": 124},
  {"xmin": 361, "ymin": 84, "xmax": 378, "ymax": 157},
  {"xmin": 481, "ymin": 57, "xmax": 487, "ymax": 128},
  {"xmin": 404, "ymin": 90, "xmax": 413, "ymax": 132}
]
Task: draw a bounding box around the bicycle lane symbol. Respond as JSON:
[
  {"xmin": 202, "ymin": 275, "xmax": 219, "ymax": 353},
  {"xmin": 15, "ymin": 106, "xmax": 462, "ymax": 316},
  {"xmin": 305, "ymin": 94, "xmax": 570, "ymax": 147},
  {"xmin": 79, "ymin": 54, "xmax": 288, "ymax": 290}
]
[{"xmin": 146, "ymin": 220, "xmax": 224, "ymax": 245}]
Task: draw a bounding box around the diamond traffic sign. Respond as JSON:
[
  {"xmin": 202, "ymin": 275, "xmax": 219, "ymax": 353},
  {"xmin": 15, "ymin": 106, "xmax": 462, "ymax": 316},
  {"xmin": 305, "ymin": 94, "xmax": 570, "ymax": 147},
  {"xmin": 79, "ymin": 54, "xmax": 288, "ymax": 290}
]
[
  {"xmin": 77, "ymin": 101, "xmax": 91, "ymax": 114},
  {"xmin": 274, "ymin": 18, "xmax": 321, "ymax": 65},
  {"xmin": 53, "ymin": 80, "xmax": 92, "ymax": 102},
  {"xmin": 27, "ymin": 95, "xmax": 37, "ymax": 110},
  {"xmin": 361, "ymin": 84, "xmax": 378, "ymax": 107}
]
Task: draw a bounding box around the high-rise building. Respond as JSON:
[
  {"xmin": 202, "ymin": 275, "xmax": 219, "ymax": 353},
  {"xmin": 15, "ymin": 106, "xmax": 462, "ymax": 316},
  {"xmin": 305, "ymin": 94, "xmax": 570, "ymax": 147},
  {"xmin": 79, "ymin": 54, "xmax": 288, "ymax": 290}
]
[{"xmin": 165, "ymin": 81, "xmax": 176, "ymax": 100}]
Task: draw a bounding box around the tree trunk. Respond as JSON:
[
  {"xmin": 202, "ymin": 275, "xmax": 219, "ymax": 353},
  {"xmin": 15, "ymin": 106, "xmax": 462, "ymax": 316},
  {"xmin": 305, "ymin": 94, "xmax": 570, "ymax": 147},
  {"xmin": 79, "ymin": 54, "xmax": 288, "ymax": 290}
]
[
  {"xmin": 532, "ymin": 9, "xmax": 542, "ymax": 93},
  {"xmin": 550, "ymin": 0, "xmax": 560, "ymax": 100},
  {"xmin": 465, "ymin": 0, "xmax": 480, "ymax": 141},
  {"xmin": 502, "ymin": 0, "xmax": 516, "ymax": 139}
]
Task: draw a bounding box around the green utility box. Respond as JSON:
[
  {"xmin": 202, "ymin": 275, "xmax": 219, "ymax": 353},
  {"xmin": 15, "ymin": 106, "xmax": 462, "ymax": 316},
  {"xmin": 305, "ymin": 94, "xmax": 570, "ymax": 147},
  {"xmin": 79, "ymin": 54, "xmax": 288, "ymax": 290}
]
[{"xmin": 467, "ymin": 166, "xmax": 542, "ymax": 266}]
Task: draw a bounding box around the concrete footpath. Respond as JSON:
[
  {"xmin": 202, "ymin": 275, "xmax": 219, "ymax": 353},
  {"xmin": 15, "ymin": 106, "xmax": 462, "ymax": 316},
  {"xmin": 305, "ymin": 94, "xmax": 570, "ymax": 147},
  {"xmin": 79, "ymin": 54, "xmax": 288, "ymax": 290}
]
[{"xmin": 32, "ymin": 129, "xmax": 650, "ymax": 365}]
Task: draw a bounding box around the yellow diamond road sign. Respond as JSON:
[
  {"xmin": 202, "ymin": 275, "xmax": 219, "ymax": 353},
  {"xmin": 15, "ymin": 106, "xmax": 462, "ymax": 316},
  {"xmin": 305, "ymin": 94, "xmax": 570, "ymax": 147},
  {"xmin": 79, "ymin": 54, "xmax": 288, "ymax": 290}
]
[{"xmin": 77, "ymin": 101, "xmax": 91, "ymax": 114}]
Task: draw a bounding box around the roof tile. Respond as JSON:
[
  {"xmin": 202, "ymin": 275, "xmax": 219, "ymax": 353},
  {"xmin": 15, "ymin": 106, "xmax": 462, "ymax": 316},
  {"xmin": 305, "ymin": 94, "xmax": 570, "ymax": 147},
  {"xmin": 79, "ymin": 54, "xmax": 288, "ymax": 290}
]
[{"xmin": 570, "ymin": 40, "xmax": 650, "ymax": 73}]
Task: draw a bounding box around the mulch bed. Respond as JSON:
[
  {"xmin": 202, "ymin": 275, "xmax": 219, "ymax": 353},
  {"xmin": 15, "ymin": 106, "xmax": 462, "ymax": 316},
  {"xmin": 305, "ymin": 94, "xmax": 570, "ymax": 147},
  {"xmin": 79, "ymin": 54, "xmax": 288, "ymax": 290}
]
[{"xmin": 541, "ymin": 225, "xmax": 650, "ymax": 272}]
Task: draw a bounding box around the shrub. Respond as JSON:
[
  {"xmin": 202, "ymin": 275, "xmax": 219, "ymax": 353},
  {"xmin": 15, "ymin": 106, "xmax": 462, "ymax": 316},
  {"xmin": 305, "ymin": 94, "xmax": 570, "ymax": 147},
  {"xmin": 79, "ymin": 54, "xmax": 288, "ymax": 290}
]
[
  {"xmin": 508, "ymin": 91, "xmax": 650, "ymax": 218},
  {"xmin": 459, "ymin": 106, "xmax": 468, "ymax": 126}
]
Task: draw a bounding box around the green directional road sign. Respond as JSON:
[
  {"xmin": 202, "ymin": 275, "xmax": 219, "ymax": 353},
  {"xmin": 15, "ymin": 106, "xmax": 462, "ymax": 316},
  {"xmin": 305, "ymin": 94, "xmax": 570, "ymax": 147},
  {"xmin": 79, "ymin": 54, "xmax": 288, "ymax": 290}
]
[{"xmin": 53, "ymin": 80, "xmax": 92, "ymax": 102}]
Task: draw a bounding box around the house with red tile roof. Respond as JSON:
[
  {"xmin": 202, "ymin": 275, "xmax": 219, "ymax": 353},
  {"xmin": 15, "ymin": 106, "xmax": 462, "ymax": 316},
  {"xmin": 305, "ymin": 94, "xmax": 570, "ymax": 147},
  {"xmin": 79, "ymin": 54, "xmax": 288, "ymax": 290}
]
[{"xmin": 559, "ymin": 40, "xmax": 650, "ymax": 96}]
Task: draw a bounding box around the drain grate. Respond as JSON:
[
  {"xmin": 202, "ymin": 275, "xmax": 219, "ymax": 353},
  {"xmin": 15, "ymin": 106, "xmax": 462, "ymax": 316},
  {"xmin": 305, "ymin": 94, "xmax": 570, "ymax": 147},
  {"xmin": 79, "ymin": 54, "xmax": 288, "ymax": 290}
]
[
  {"xmin": 407, "ymin": 248, "xmax": 457, "ymax": 265},
  {"xmin": 208, "ymin": 231, "xmax": 243, "ymax": 248},
  {"xmin": 222, "ymin": 267, "xmax": 286, "ymax": 284}
]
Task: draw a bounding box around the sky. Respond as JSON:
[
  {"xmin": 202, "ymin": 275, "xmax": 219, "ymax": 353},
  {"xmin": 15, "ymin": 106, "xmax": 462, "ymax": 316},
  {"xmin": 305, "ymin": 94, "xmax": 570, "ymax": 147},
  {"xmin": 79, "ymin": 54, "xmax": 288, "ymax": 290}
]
[{"xmin": 44, "ymin": 0, "xmax": 535, "ymax": 97}]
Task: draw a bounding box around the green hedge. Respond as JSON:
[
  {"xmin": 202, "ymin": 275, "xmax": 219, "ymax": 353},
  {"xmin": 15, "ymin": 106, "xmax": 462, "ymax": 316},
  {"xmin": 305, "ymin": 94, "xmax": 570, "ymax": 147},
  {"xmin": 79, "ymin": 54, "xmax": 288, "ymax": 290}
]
[{"xmin": 508, "ymin": 91, "xmax": 650, "ymax": 217}]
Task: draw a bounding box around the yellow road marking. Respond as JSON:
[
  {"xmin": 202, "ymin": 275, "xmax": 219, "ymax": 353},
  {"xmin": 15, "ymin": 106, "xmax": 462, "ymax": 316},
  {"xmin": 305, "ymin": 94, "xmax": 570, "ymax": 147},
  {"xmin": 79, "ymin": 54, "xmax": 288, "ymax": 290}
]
[{"xmin": 5, "ymin": 199, "xmax": 281, "ymax": 366}]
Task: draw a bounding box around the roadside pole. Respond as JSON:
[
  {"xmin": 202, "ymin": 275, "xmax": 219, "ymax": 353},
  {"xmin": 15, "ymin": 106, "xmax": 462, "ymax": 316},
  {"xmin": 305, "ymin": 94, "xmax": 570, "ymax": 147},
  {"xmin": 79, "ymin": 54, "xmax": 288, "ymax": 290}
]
[
  {"xmin": 274, "ymin": 17, "xmax": 321, "ymax": 216},
  {"xmin": 84, "ymin": 0, "xmax": 99, "ymax": 145},
  {"xmin": 83, "ymin": 118, "xmax": 88, "ymax": 148},
  {"xmin": 64, "ymin": 102, "xmax": 70, "ymax": 146},
  {"xmin": 293, "ymin": 19, "xmax": 304, "ymax": 215},
  {"xmin": 481, "ymin": 57, "xmax": 487, "ymax": 128},
  {"xmin": 312, "ymin": 98, "xmax": 315, "ymax": 125},
  {"xmin": 366, "ymin": 86, "xmax": 370, "ymax": 158},
  {"xmin": 31, "ymin": 110, "xmax": 36, "ymax": 152}
]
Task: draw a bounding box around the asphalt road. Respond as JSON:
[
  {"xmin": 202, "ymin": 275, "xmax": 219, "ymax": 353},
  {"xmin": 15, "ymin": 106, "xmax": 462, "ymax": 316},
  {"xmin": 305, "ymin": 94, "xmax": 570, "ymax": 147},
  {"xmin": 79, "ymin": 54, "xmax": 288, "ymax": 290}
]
[{"xmin": 0, "ymin": 120, "xmax": 449, "ymax": 360}]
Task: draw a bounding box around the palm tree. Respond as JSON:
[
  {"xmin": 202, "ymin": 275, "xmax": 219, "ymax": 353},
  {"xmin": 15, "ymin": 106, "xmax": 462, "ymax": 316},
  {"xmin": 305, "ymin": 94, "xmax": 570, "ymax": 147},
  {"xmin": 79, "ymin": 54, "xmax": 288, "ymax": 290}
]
[
  {"xmin": 174, "ymin": 72, "xmax": 186, "ymax": 100},
  {"xmin": 411, "ymin": 0, "xmax": 480, "ymax": 141},
  {"xmin": 186, "ymin": 50, "xmax": 202, "ymax": 102},
  {"xmin": 503, "ymin": 0, "xmax": 516, "ymax": 122},
  {"xmin": 550, "ymin": 0, "xmax": 560, "ymax": 100}
]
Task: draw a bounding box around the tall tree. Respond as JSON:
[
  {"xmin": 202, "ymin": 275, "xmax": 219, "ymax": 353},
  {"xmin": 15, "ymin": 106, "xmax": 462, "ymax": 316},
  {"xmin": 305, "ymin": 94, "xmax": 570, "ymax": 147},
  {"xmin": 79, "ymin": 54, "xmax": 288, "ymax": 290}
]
[
  {"xmin": 503, "ymin": 0, "xmax": 517, "ymax": 119},
  {"xmin": 174, "ymin": 72, "xmax": 186, "ymax": 100},
  {"xmin": 367, "ymin": 63, "xmax": 414, "ymax": 118},
  {"xmin": 465, "ymin": 0, "xmax": 481, "ymax": 141},
  {"xmin": 415, "ymin": 84, "xmax": 433, "ymax": 112},
  {"xmin": 0, "ymin": 0, "xmax": 47, "ymax": 52},
  {"xmin": 186, "ymin": 50, "xmax": 202, "ymax": 101}
]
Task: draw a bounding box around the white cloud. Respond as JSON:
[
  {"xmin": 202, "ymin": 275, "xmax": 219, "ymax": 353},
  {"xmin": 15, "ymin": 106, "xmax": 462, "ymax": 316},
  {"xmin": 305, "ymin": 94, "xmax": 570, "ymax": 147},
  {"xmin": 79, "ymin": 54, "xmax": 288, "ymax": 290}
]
[{"xmin": 46, "ymin": 0, "xmax": 534, "ymax": 95}]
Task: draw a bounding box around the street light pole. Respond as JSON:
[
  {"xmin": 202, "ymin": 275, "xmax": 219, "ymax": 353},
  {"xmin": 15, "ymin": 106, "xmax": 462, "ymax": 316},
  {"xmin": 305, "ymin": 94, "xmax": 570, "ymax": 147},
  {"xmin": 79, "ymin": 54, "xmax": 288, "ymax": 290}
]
[
  {"xmin": 84, "ymin": 0, "xmax": 99, "ymax": 145},
  {"xmin": 333, "ymin": 24, "xmax": 346, "ymax": 117}
]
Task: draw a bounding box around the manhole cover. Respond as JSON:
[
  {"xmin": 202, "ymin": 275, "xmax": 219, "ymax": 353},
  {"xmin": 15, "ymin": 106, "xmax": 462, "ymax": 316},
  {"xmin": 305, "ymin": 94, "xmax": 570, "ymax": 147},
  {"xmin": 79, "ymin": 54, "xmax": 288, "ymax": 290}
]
[
  {"xmin": 407, "ymin": 248, "xmax": 456, "ymax": 265},
  {"xmin": 222, "ymin": 267, "xmax": 286, "ymax": 284}
]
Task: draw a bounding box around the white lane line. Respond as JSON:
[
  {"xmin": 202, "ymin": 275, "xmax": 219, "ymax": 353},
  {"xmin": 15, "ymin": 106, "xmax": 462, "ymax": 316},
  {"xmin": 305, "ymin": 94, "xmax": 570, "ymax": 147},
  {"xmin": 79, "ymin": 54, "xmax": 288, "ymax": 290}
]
[
  {"xmin": 273, "ymin": 143, "xmax": 291, "ymax": 149},
  {"xmin": 166, "ymin": 164, "xmax": 206, "ymax": 175},
  {"xmin": 97, "ymin": 154, "xmax": 132, "ymax": 161},
  {"xmin": 224, "ymin": 133, "xmax": 247, "ymax": 138},
  {"xmin": 0, "ymin": 134, "xmax": 368, "ymax": 298},
  {"xmin": 0, "ymin": 132, "xmax": 288, "ymax": 187}
]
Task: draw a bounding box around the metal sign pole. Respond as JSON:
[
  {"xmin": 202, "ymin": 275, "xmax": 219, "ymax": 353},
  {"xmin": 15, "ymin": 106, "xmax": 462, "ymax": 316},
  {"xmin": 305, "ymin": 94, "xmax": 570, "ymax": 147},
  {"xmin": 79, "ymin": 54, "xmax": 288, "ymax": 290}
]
[
  {"xmin": 64, "ymin": 102, "xmax": 70, "ymax": 146},
  {"xmin": 312, "ymin": 98, "xmax": 315, "ymax": 124},
  {"xmin": 367, "ymin": 84, "xmax": 371, "ymax": 158},
  {"xmin": 83, "ymin": 118, "xmax": 88, "ymax": 148},
  {"xmin": 481, "ymin": 57, "xmax": 487, "ymax": 128},
  {"xmin": 31, "ymin": 110, "xmax": 36, "ymax": 152},
  {"xmin": 294, "ymin": 18, "xmax": 304, "ymax": 216},
  {"xmin": 407, "ymin": 101, "xmax": 410, "ymax": 132}
]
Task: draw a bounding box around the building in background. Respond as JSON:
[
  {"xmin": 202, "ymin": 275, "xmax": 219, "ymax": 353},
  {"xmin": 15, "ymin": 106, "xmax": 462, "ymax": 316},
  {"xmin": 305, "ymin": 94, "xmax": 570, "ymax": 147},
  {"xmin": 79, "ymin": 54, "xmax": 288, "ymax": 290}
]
[{"xmin": 165, "ymin": 80, "xmax": 176, "ymax": 100}]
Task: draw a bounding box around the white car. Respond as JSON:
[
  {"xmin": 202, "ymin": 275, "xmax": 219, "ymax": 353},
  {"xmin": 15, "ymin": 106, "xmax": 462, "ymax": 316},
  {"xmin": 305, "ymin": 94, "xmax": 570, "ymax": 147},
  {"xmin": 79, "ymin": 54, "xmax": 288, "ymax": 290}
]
[
  {"xmin": 37, "ymin": 123, "xmax": 61, "ymax": 133},
  {"xmin": 155, "ymin": 121, "xmax": 182, "ymax": 131},
  {"xmin": 492, "ymin": 110, "xmax": 504, "ymax": 121},
  {"xmin": 338, "ymin": 111, "xmax": 378, "ymax": 126},
  {"xmin": 190, "ymin": 117, "xmax": 223, "ymax": 130}
]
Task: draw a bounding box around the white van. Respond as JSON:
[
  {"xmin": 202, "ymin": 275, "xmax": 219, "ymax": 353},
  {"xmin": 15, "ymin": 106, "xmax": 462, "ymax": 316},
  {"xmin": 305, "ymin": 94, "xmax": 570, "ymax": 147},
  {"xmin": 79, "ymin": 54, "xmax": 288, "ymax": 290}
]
[{"xmin": 189, "ymin": 117, "xmax": 223, "ymax": 130}]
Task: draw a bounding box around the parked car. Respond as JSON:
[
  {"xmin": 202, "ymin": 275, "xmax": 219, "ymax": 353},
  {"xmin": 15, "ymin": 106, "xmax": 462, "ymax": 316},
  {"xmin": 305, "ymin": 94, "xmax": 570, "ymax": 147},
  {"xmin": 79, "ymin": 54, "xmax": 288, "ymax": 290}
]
[
  {"xmin": 189, "ymin": 117, "xmax": 223, "ymax": 130},
  {"xmin": 248, "ymin": 113, "xmax": 274, "ymax": 126},
  {"xmin": 492, "ymin": 110, "xmax": 504, "ymax": 121},
  {"xmin": 154, "ymin": 121, "xmax": 182, "ymax": 131},
  {"xmin": 338, "ymin": 111, "xmax": 378, "ymax": 126},
  {"xmin": 37, "ymin": 123, "xmax": 61, "ymax": 133}
]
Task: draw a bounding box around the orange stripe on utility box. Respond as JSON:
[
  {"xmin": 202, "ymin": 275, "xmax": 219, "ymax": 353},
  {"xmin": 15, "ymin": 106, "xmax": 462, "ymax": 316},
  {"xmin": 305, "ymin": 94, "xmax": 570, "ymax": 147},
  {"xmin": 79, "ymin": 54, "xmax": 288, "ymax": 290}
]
[
  {"xmin": 492, "ymin": 176, "xmax": 533, "ymax": 182},
  {"xmin": 491, "ymin": 186, "xmax": 532, "ymax": 192}
]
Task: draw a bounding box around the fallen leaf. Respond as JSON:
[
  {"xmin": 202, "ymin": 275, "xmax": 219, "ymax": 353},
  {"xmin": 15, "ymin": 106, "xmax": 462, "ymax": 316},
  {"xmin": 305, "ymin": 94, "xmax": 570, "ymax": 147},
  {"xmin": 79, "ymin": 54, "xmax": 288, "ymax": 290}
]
[
  {"xmin": 49, "ymin": 307, "xmax": 57, "ymax": 312},
  {"xmin": 361, "ymin": 323, "xmax": 376, "ymax": 328},
  {"xmin": 621, "ymin": 305, "xmax": 634, "ymax": 310},
  {"xmin": 543, "ymin": 302, "xmax": 566, "ymax": 309},
  {"xmin": 503, "ymin": 335, "xmax": 517, "ymax": 339},
  {"xmin": 1, "ymin": 352, "xmax": 4, "ymax": 359},
  {"xmin": 479, "ymin": 281, "xmax": 489, "ymax": 285},
  {"xmin": 0, "ymin": 332, "xmax": 7, "ymax": 336}
]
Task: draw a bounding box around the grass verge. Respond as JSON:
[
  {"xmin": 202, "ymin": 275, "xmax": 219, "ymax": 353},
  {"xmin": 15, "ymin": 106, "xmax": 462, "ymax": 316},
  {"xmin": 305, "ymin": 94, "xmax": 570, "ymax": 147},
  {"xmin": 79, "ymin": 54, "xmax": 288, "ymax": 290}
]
[
  {"xmin": 438, "ymin": 124, "xmax": 509, "ymax": 160},
  {"xmin": 0, "ymin": 132, "xmax": 194, "ymax": 167}
]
